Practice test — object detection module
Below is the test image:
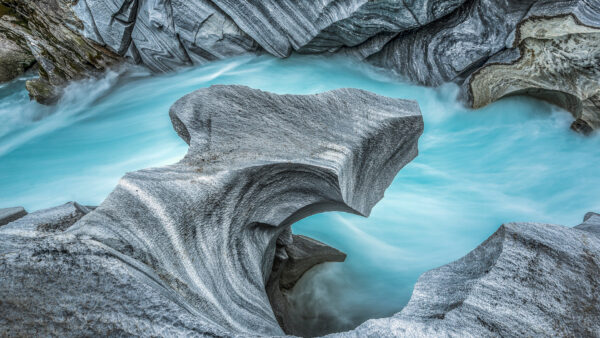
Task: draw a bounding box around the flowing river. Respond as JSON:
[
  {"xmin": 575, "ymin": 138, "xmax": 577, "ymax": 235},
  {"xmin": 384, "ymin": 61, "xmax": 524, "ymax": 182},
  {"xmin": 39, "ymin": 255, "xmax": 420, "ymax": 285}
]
[{"xmin": 1, "ymin": 55, "xmax": 599, "ymax": 334}]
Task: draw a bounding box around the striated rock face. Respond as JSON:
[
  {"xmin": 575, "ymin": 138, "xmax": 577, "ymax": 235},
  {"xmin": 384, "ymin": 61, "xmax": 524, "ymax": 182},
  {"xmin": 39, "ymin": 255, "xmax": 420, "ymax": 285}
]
[
  {"xmin": 0, "ymin": 85, "xmax": 423, "ymax": 336},
  {"xmin": 73, "ymin": 0, "xmax": 258, "ymax": 72},
  {"xmin": 337, "ymin": 213, "xmax": 600, "ymax": 337},
  {"xmin": 1, "ymin": 0, "xmax": 598, "ymax": 131},
  {"xmin": 0, "ymin": 0, "xmax": 121, "ymax": 103},
  {"xmin": 467, "ymin": 12, "xmax": 600, "ymax": 134}
]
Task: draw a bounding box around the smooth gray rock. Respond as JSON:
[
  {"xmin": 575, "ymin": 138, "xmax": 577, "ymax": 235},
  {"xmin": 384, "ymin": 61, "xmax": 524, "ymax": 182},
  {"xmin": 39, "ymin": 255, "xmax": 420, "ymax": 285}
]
[
  {"xmin": 0, "ymin": 207, "xmax": 27, "ymax": 226},
  {"xmin": 0, "ymin": 85, "xmax": 423, "ymax": 336},
  {"xmin": 335, "ymin": 214, "xmax": 600, "ymax": 337}
]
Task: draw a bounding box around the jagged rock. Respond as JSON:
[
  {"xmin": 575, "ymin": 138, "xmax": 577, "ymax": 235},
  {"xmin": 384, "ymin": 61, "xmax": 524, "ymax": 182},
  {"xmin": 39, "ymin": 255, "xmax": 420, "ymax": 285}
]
[
  {"xmin": 336, "ymin": 213, "xmax": 600, "ymax": 337},
  {"xmin": 0, "ymin": 202, "xmax": 92, "ymax": 236},
  {"xmin": 0, "ymin": 207, "xmax": 27, "ymax": 226},
  {"xmin": 0, "ymin": 31, "xmax": 35, "ymax": 83},
  {"xmin": 267, "ymin": 234, "xmax": 347, "ymax": 335},
  {"xmin": 2, "ymin": 0, "xmax": 598, "ymax": 132},
  {"xmin": 0, "ymin": 85, "xmax": 423, "ymax": 336},
  {"xmin": 0, "ymin": 0, "xmax": 121, "ymax": 103}
]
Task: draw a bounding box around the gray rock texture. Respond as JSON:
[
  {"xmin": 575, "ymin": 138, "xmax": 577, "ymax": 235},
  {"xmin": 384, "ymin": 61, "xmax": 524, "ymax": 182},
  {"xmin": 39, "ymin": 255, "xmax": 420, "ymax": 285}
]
[
  {"xmin": 334, "ymin": 213, "xmax": 600, "ymax": 337},
  {"xmin": 0, "ymin": 206, "xmax": 27, "ymax": 226},
  {"xmin": 0, "ymin": 85, "xmax": 423, "ymax": 336}
]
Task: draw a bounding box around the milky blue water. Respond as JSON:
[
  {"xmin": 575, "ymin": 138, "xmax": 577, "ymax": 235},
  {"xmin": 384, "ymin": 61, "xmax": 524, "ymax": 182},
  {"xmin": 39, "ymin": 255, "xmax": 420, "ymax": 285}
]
[{"xmin": 1, "ymin": 55, "xmax": 599, "ymax": 333}]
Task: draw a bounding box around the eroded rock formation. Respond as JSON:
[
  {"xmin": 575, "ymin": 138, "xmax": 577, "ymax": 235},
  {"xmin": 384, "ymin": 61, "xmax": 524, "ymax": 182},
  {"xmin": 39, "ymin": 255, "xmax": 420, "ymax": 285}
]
[
  {"xmin": 336, "ymin": 213, "xmax": 600, "ymax": 337},
  {"xmin": 0, "ymin": 85, "xmax": 423, "ymax": 336}
]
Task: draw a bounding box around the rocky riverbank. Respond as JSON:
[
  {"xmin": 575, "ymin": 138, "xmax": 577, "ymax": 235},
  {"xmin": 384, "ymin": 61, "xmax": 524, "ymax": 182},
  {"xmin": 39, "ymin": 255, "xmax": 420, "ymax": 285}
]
[{"xmin": 0, "ymin": 0, "xmax": 598, "ymax": 131}]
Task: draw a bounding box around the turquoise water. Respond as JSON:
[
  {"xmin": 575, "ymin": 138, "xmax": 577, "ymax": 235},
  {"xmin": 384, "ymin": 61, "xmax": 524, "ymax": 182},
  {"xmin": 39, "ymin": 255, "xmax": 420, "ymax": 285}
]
[{"xmin": 1, "ymin": 55, "xmax": 599, "ymax": 333}]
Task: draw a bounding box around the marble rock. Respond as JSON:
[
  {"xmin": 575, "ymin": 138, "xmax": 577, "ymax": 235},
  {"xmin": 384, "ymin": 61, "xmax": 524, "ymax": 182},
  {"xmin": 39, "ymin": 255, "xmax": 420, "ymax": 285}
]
[
  {"xmin": 0, "ymin": 85, "xmax": 423, "ymax": 336},
  {"xmin": 0, "ymin": 207, "xmax": 27, "ymax": 226},
  {"xmin": 336, "ymin": 213, "xmax": 600, "ymax": 337},
  {"xmin": 0, "ymin": 202, "xmax": 92, "ymax": 237},
  {"xmin": 73, "ymin": 0, "xmax": 258, "ymax": 73},
  {"xmin": 466, "ymin": 1, "xmax": 600, "ymax": 134}
]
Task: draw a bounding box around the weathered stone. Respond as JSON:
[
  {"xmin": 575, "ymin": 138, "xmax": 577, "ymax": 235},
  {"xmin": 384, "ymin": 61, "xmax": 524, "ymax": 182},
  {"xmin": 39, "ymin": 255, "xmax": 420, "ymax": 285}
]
[
  {"xmin": 0, "ymin": 207, "xmax": 27, "ymax": 226},
  {"xmin": 0, "ymin": 85, "xmax": 423, "ymax": 336},
  {"xmin": 0, "ymin": 0, "xmax": 122, "ymax": 102},
  {"xmin": 336, "ymin": 214, "xmax": 600, "ymax": 337},
  {"xmin": 466, "ymin": 13, "xmax": 600, "ymax": 133},
  {"xmin": 0, "ymin": 202, "xmax": 92, "ymax": 237},
  {"xmin": 0, "ymin": 31, "xmax": 35, "ymax": 83}
]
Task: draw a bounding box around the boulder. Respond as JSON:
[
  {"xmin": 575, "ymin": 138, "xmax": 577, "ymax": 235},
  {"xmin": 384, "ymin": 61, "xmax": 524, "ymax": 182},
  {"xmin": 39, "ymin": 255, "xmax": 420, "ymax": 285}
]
[{"xmin": 0, "ymin": 202, "xmax": 92, "ymax": 237}]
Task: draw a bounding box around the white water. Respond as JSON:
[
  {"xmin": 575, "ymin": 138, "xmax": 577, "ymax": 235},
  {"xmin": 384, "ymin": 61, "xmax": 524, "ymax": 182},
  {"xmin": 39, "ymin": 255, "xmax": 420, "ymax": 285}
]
[{"xmin": 1, "ymin": 55, "xmax": 599, "ymax": 334}]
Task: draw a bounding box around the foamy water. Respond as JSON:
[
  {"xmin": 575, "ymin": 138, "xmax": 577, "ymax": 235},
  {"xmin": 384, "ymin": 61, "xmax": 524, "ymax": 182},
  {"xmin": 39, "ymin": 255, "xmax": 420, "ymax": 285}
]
[{"xmin": 1, "ymin": 55, "xmax": 598, "ymax": 334}]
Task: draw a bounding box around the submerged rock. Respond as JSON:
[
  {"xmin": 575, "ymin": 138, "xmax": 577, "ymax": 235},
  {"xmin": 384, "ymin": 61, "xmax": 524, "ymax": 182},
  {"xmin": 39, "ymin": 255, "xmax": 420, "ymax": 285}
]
[
  {"xmin": 0, "ymin": 207, "xmax": 27, "ymax": 226},
  {"xmin": 337, "ymin": 213, "xmax": 600, "ymax": 337},
  {"xmin": 0, "ymin": 85, "xmax": 423, "ymax": 336},
  {"xmin": 267, "ymin": 234, "xmax": 347, "ymax": 335}
]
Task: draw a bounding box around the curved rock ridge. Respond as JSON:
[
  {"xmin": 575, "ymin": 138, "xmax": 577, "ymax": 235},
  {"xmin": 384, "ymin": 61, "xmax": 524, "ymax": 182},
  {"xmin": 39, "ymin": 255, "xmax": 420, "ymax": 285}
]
[
  {"xmin": 0, "ymin": 85, "xmax": 423, "ymax": 336},
  {"xmin": 335, "ymin": 213, "xmax": 600, "ymax": 337}
]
